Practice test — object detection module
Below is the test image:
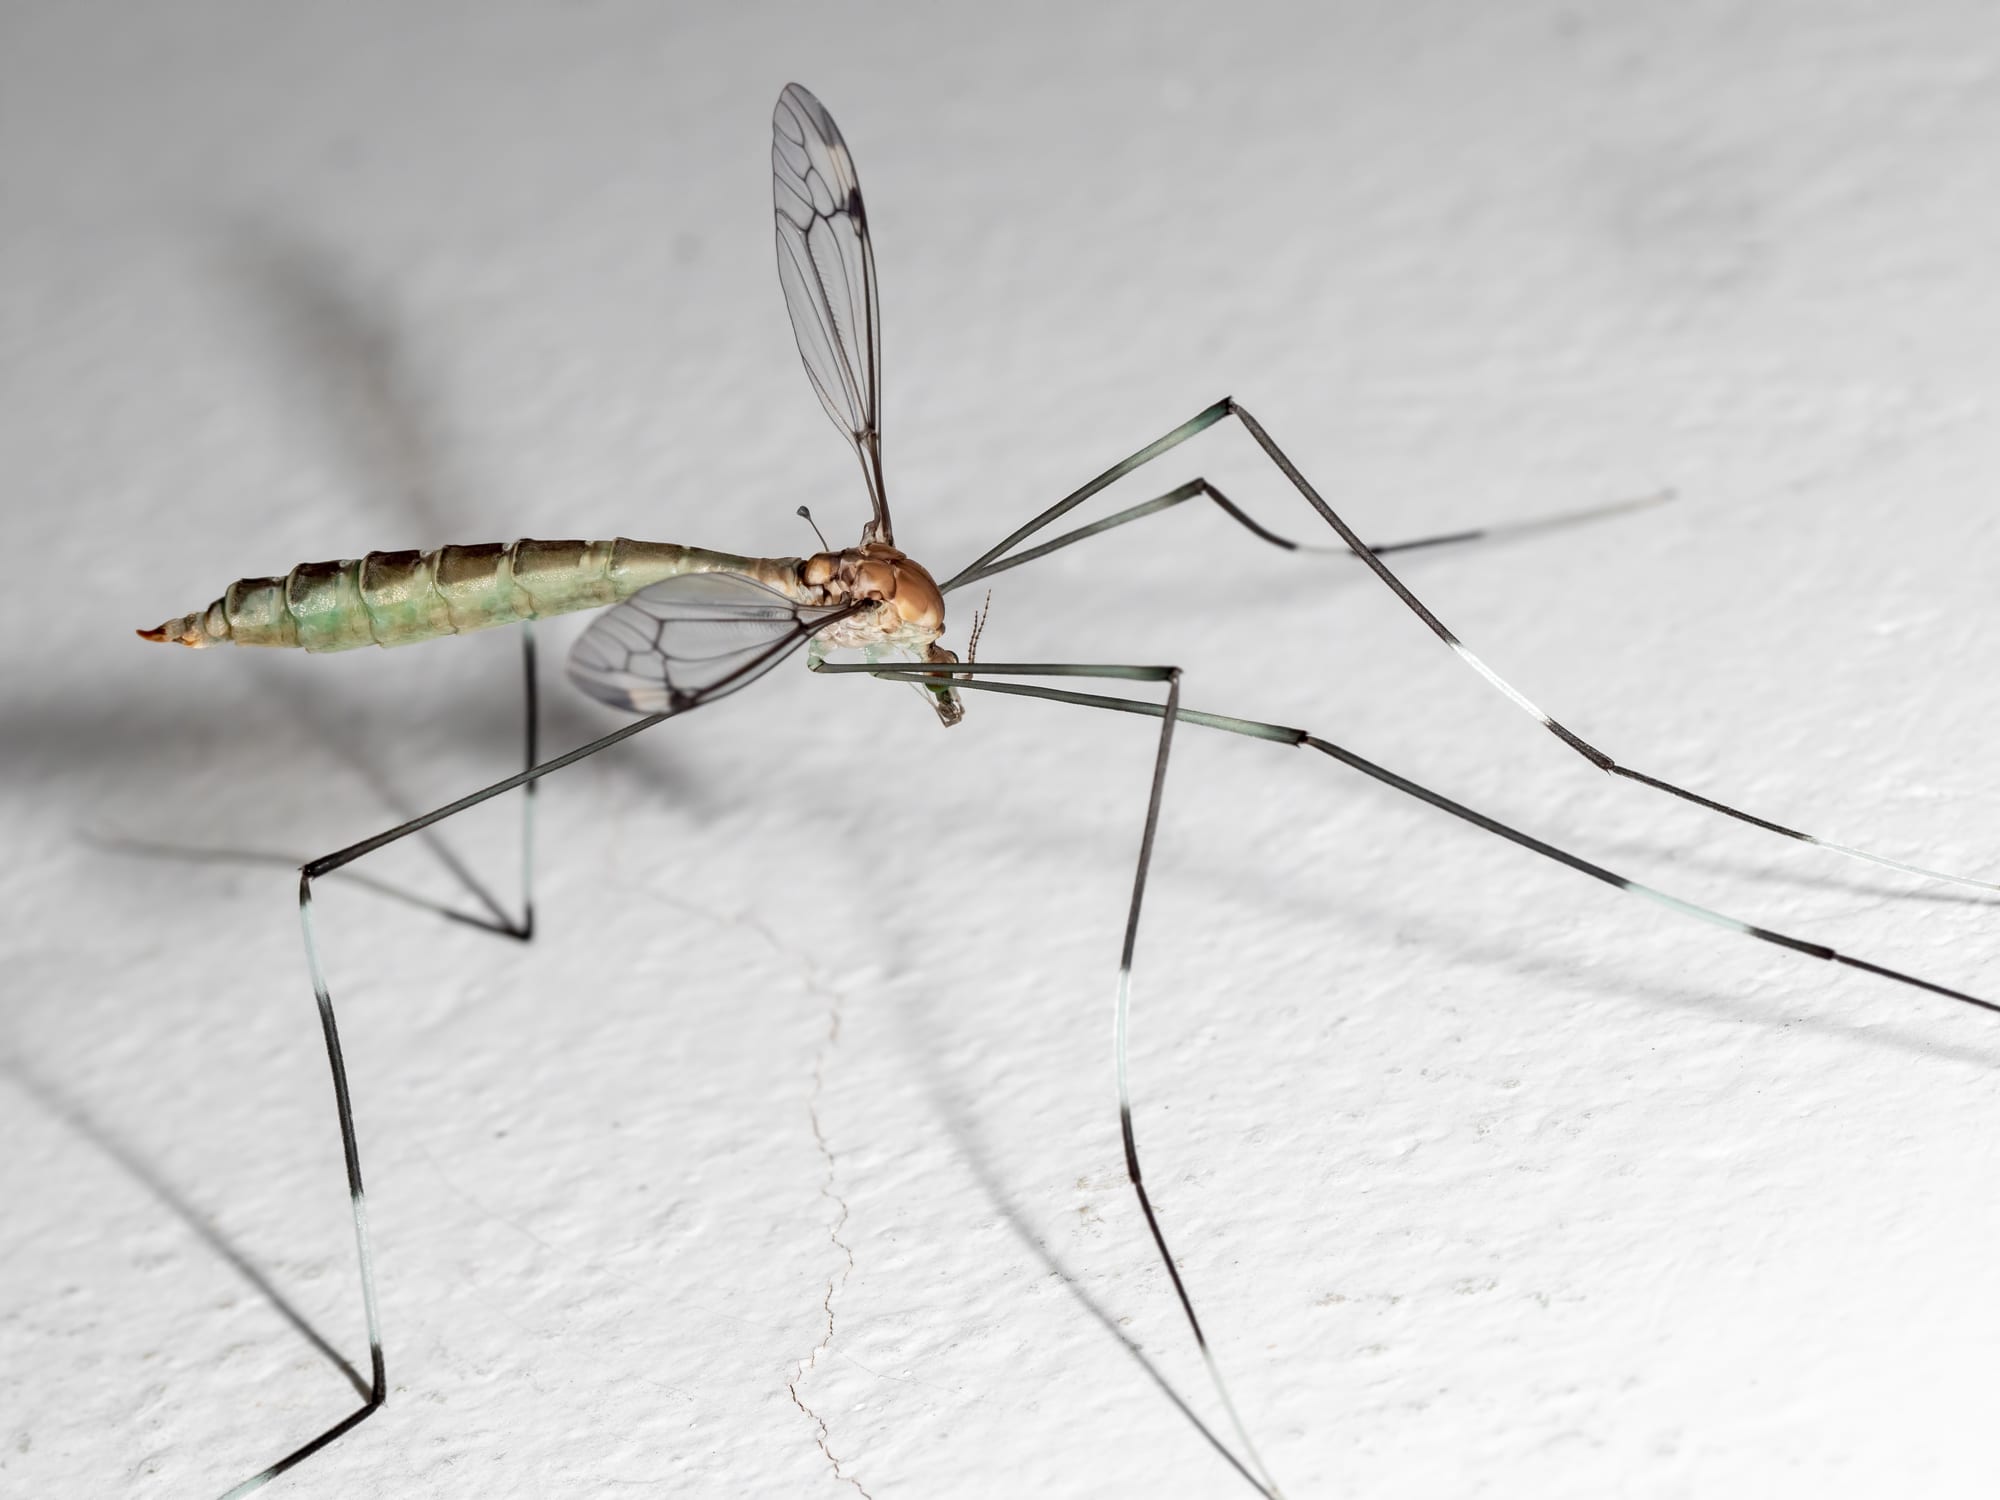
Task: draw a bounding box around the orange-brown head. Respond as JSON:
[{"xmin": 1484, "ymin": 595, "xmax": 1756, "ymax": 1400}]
[{"xmin": 800, "ymin": 542, "xmax": 962, "ymax": 725}]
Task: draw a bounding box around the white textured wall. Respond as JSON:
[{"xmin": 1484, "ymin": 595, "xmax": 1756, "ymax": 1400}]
[{"xmin": 3, "ymin": 3, "xmax": 1996, "ymax": 1496}]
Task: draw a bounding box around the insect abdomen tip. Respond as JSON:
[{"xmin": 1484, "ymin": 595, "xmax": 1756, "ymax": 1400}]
[{"xmin": 136, "ymin": 613, "xmax": 216, "ymax": 647}]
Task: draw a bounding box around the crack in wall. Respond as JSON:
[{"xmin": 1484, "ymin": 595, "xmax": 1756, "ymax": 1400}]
[
  {"xmin": 736, "ymin": 912, "xmax": 873, "ymax": 1500},
  {"xmin": 786, "ymin": 1002, "xmax": 870, "ymax": 1499}
]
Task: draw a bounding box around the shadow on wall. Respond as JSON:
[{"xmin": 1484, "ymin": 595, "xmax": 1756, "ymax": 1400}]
[{"xmin": 0, "ymin": 1051, "xmax": 372, "ymax": 1401}]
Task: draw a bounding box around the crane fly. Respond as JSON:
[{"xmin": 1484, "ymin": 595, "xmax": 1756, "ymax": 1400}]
[{"xmin": 139, "ymin": 84, "xmax": 1998, "ymax": 1498}]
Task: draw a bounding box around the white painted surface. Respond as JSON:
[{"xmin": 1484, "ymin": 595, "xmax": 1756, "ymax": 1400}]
[{"xmin": 3, "ymin": 4, "xmax": 1996, "ymax": 1497}]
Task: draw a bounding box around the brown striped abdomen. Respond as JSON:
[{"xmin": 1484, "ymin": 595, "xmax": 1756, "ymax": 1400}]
[{"xmin": 138, "ymin": 539, "xmax": 805, "ymax": 652}]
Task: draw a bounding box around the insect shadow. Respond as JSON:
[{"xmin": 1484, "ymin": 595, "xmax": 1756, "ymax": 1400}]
[
  {"xmin": 0, "ymin": 1052, "xmax": 371, "ymax": 1401},
  {"xmin": 86, "ymin": 219, "xmax": 723, "ymax": 913}
]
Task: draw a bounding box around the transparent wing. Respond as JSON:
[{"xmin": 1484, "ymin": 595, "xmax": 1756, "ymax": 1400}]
[
  {"xmin": 772, "ymin": 82, "xmax": 891, "ymax": 544},
  {"xmin": 567, "ymin": 572, "xmax": 846, "ymax": 715}
]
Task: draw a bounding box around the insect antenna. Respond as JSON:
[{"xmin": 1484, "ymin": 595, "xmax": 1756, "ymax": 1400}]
[
  {"xmin": 795, "ymin": 504, "xmax": 831, "ymax": 551},
  {"xmin": 966, "ymin": 589, "xmax": 992, "ymax": 663}
]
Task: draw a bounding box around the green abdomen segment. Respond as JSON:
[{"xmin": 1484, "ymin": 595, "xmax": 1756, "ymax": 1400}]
[{"xmin": 142, "ymin": 539, "xmax": 802, "ymax": 652}]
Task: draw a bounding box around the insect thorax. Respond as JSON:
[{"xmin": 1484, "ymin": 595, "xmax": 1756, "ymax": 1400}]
[{"xmin": 799, "ymin": 542, "xmax": 948, "ymax": 653}]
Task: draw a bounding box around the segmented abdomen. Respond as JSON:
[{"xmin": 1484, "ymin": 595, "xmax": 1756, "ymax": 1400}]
[{"xmin": 140, "ymin": 539, "xmax": 801, "ymax": 652}]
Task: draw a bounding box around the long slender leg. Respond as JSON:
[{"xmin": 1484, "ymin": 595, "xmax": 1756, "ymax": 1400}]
[
  {"xmin": 434, "ymin": 621, "xmax": 539, "ymax": 941},
  {"xmin": 951, "ymin": 476, "xmax": 1671, "ymax": 588},
  {"xmin": 832, "ymin": 657, "xmax": 1994, "ymax": 1497},
  {"xmin": 517, "ymin": 621, "xmax": 539, "ymax": 941},
  {"xmin": 340, "ymin": 623, "xmax": 541, "ymax": 942},
  {"xmin": 215, "ymin": 706, "xmax": 670, "ymax": 1499},
  {"xmin": 816, "ymin": 659, "xmax": 1294, "ymax": 1497},
  {"xmin": 1102, "ymin": 668, "xmax": 1281, "ymax": 1500},
  {"xmin": 857, "ymin": 662, "xmax": 1996, "ymax": 1016},
  {"xmin": 939, "ymin": 401, "xmax": 1997, "ymax": 895},
  {"xmin": 217, "ymin": 603, "xmax": 852, "ymax": 1495}
]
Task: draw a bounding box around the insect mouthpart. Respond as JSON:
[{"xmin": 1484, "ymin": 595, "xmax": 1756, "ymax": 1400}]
[{"xmin": 920, "ymin": 642, "xmax": 966, "ymax": 727}]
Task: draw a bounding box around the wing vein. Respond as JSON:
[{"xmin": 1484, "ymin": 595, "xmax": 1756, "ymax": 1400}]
[{"xmin": 772, "ymin": 83, "xmax": 891, "ymax": 544}]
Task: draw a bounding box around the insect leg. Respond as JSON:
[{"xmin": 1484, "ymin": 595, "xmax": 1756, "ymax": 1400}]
[
  {"xmin": 950, "ymin": 476, "xmax": 1670, "ymax": 589},
  {"xmin": 516, "ymin": 621, "xmax": 539, "ymax": 941},
  {"xmin": 422, "ymin": 623, "xmax": 539, "ymax": 940},
  {"xmin": 850, "ymin": 666, "xmax": 1992, "ymax": 1493},
  {"xmin": 818, "ymin": 657, "xmax": 1285, "ymax": 1498},
  {"xmin": 942, "ymin": 400, "xmax": 1996, "ymax": 896},
  {"xmin": 864, "ymin": 663, "xmax": 1996, "ymax": 1016},
  {"xmin": 216, "ymin": 706, "xmax": 670, "ymax": 1499}
]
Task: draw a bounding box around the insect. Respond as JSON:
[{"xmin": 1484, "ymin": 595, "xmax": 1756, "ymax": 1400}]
[{"xmin": 139, "ymin": 85, "xmax": 1995, "ymax": 1498}]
